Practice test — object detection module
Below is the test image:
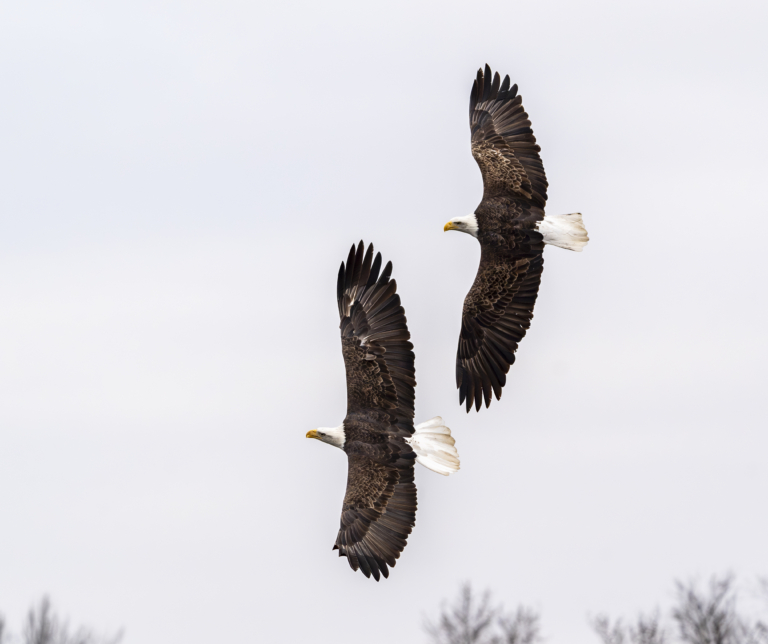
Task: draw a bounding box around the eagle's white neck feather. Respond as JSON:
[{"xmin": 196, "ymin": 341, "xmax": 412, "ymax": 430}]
[{"xmin": 317, "ymin": 424, "xmax": 345, "ymax": 449}]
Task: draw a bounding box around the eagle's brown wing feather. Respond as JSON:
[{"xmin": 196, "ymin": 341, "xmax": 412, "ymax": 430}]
[
  {"xmin": 470, "ymin": 63, "xmax": 548, "ymax": 209},
  {"xmin": 457, "ymin": 238, "xmax": 544, "ymax": 412}
]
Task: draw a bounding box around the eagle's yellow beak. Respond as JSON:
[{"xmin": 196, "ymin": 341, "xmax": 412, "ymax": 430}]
[
  {"xmin": 444, "ymin": 221, "xmax": 457, "ymax": 232},
  {"xmin": 306, "ymin": 429, "xmax": 319, "ymax": 439}
]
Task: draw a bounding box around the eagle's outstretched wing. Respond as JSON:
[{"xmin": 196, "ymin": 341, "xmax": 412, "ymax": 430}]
[
  {"xmin": 470, "ymin": 63, "xmax": 548, "ymax": 208},
  {"xmin": 457, "ymin": 244, "xmax": 543, "ymax": 412},
  {"xmin": 334, "ymin": 241, "xmax": 417, "ymax": 580}
]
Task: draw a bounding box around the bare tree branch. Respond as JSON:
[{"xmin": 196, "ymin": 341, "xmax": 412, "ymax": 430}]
[
  {"xmin": 673, "ymin": 575, "xmax": 743, "ymax": 644},
  {"xmin": 425, "ymin": 582, "xmax": 500, "ymax": 644},
  {"xmin": 592, "ymin": 615, "xmax": 627, "ymax": 644},
  {"xmin": 497, "ymin": 606, "xmax": 542, "ymax": 644},
  {"xmin": 20, "ymin": 597, "xmax": 122, "ymax": 644},
  {"xmin": 428, "ymin": 573, "xmax": 767, "ymax": 644},
  {"xmin": 628, "ymin": 612, "xmax": 667, "ymax": 644},
  {"xmin": 24, "ymin": 597, "xmax": 59, "ymax": 644},
  {"xmin": 592, "ymin": 611, "xmax": 668, "ymax": 644},
  {"xmin": 756, "ymin": 578, "xmax": 768, "ymax": 644}
]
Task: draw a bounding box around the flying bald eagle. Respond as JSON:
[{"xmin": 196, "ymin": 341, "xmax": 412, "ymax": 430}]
[
  {"xmin": 444, "ymin": 65, "xmax": 589, "ymax": 412},
  {"xmin": 307, "ymin": 241, "xmax": 460, "ymax": 581}
]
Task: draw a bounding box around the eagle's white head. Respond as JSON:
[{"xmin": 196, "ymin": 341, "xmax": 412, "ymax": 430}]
[
  {"xmin": 443, "ymin": 214, "xmax": 479, "ymax": 238},
  {"xmin": 306, "ymin": 424, "xmax": 345, "ymax": 449}
]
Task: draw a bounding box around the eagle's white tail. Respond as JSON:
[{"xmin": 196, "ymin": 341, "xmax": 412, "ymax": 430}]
[
  {"xmin": 536, "ymin": 212, "xmax": 589, "ymax": 251},
  {"xmin": 406, "ymin": 417, "xmax": 460, "ymax": 476}
]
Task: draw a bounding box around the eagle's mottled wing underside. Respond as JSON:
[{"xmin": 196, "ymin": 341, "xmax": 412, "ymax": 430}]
[
  {"xmin": 457, "ymin": 249, "xmax": 544, "ymax": 412},
  {"xmin": 470, "ymin": 64, "xmax": 548, "ymax": 208}
]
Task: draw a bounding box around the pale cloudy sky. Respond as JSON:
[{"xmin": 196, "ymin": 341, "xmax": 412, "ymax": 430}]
[{"xmin": 1, "ymin": 0, "xmax": 767, "ymax": 642}]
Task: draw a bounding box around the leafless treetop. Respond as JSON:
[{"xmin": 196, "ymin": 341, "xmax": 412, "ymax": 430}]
[{"xmin": 425, "ymin": 583, "xmax": 542, "ymax": 644}]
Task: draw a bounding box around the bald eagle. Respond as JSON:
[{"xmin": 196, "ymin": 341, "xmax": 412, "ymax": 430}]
[
  {"xmin": 444, "ymin": 65, "xmax": 589, "ymax": 412},
  {"xmin": 307, "ymin": 241, "xmax": 460, "ymax": 580}
]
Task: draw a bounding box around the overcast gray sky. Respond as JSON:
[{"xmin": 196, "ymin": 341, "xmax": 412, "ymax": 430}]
[{"xmin": 1, "ymin": 0, "xmax": 767, "ymax": 642}]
